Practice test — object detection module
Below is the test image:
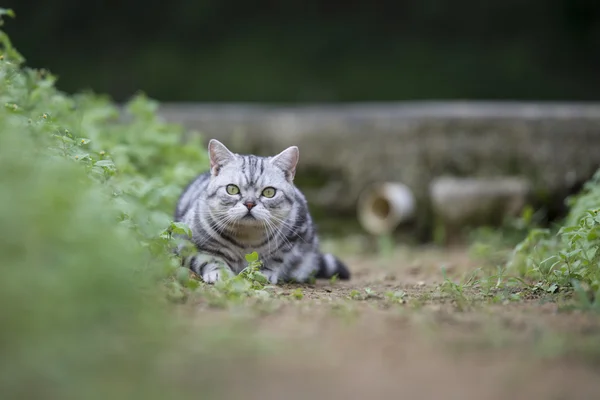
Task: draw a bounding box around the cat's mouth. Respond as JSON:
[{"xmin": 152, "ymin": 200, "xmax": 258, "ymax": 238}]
[{"xmin": 241, "ymin": 212, "xmax": 256, "ymax": 220}]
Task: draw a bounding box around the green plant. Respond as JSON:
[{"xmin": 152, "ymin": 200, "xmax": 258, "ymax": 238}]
[
  {"xmin": 191, "ymin": 251, "xmax": 284, "ymax": 309},
  {"xmin": 376, "ymin": 234, "xmax": 395, "ymax": 258},
  {"xmin": 329, "ymin": 273, "xmax": 339, "ymax": 285},
  {"xmin": 439, "ymin": 270, "xmax": 474, "ymax": 311},
  {"xmin": 1, "ymin": 11, "xmax": 208, "ymax": 279},
  {"xmin": 508, "ymin": 169, "xmax": 600, "ymax": 309},
  {"xmin": 349, "ymin": 290, "xmax": 362, "ymax": 300},
  {"xmin": 0, "ymin": 11, "xmax": 250, "ymax": 399},
  {"xmin": 384, "ymin": 290, "xmax": 406, "ymax": 304},
  {"xmin": 291, "ymin": 288, "xmax": 304, "ymax": 300},
  {"xmin": 467, "ymin": 205, "xmax": 543, "ymax": 266}
]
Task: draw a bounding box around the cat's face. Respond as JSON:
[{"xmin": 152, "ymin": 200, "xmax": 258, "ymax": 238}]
[{"xmin": 205, "ymin": 140, "xmax": 299, "ymax": 229}]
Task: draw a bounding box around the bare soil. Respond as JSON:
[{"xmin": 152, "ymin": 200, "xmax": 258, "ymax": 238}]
[{"xmin": 185, "ymin": 243, "xmax": 600, "ymax": 400}]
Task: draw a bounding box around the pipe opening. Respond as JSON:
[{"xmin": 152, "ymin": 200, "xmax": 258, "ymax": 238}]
[
  {"xmin": 357, "ymin": 182, "xmax": 416, "ymax": 236},
  {"xmin": 371, "ymin": 197, "xmax": 391, "ymax": 219}
]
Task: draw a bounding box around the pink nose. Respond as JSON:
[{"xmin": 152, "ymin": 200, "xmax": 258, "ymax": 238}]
[{"xmin": 244, "ymin": 201, "xmax": 256, "ymax": 210}]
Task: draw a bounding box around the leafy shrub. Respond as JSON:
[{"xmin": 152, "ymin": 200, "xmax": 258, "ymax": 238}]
[
  {"xmin": 1, "ymin": 5, "xmax": 210, "ymax": 275},
  {"xmin": 508, "ymin": 169, "xmax": 600, "ymax": 301},
  {"xmin": 0, "ymin": 9, "xmax": 234, "ymax": 399},
  {"xmin": 0, "ymin": 124, "xmax": 176, "ymax": 399}
]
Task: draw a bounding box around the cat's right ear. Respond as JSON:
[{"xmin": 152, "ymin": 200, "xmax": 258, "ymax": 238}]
[
  {"xmin": 271, "ymin": 145, "xmax": 299, "ymax": 181},
  {"xmin": 208, "ymin": 139, "xmax": 235, "ymax": 176}
]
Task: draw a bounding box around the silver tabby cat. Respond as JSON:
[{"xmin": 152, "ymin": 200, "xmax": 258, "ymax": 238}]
[{"xmin": 174, "ymin": 139, "xmax": 350, "ymax": 284}]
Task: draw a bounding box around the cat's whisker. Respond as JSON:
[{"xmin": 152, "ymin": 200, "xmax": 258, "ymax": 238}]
[
  {"xmin": 265, "ymin": 218, "xmax": 294, "ymax": 250},
  {"xmin": 261, "ymin": 220, "xmax": 273, "ymax": 257},
  {"xmin": 195, "ymin": 212, "xmax": 238, "ymax": 247},
  {"xmin": 268, "ymin": 215, "xmax": 309, "ymax": 244}
]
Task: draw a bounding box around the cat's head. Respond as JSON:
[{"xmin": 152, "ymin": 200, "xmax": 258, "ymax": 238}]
[{"xmin": 205, "ymin": 139, "xmax": 299, "ymax": 228}]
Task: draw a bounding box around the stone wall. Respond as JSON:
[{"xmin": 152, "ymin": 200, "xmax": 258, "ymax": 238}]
[{"xmin": 159, "ymin": 102, "xmax": 600, "ymax": 233}]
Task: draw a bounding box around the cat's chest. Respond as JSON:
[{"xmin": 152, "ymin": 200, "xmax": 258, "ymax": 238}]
[
  {"xmin": 226, "ymin": 232, "xmax": 271, "ymax": 255},
  {"xmin": 229, "ymin": 241, "xmax": 276, "ymax": 260},
  {"xmin": 228, "ymin": 244, "xmax": 286, "ymax": 272}
]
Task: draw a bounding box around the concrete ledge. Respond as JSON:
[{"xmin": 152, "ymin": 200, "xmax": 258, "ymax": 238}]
[{"xmin": 159, "ymin": 101, "xmax": 600, "ymax": 230}]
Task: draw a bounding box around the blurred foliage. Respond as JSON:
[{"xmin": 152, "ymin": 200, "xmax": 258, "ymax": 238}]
[
  {"xmin": 0, "ymin": 9, "xmax": 231, "ymax": 398},
  {"xmin": 0, "ymin": 121, "xmax": 175, "ymax": 400},
  {"xmin": 1, "ymin": 0, "xmax": 600, "ymax": 102},
  {"xmin": 467, "ymin": 206, "xmax": 547, "ymax": 265},
  {"xmin": 0, "ymin": 6, "xmax": 209, "ymax": 271}
]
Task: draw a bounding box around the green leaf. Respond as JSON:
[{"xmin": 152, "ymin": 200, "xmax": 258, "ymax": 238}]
[
  {"xmin": 54, "ymin": 135, "xmax": 75, "ymax": 144},
  {"xmin": 169, "ymin": 221, "xmax": 192, "ymax": 238},
  {"xmin": 567, "ymin": 249, "xmax": 583, "ymax": 259},
  {"xmin": 245, "ymin": 251, "xmax": 259, "ymax": 263},
  {"xmin": 94, "ymin": 159, "xmax": 115, "ymax": 167},
  {"xmin": 546, "ymin": 283, "xmax": 558, "ymax": 293},
  {"xmin": 252, "ymin": 271, "xmax": 269, "ymax": 285}
]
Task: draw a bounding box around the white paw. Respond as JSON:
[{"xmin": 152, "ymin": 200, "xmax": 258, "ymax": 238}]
[
  {"xmin": 202, "ymin": 269, "xmax": 221, "ymax": 284},
  {"xmin": 261, "ymin": 270, "xmax": 279, "ymax": 285}
]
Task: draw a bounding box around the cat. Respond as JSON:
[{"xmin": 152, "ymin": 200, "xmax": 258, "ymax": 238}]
[{"xmin": 174, "ymin": 139, "xmax": 350, "ymax": 284}]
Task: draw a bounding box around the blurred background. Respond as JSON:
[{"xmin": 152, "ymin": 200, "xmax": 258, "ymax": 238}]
[
  {"xmin": 3, "ymin": 0, "xmax": 600, "ymax": 103},
  {"xmin": 5, "ymin": 0, "xmax": 600, "ymax": 242},
  {"xmin": 4, "ymin": 3, "xmax": 600, "ymax": 400}
]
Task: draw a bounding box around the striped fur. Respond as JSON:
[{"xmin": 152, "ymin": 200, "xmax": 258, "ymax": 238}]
[{"xmin": 174, "ymin": 139, "xmax": 350, "ymax": 284}]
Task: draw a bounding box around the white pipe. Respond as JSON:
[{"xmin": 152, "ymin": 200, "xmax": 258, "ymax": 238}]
[{"xmin": 357, "ymin": 182, "xmax": 416, "ymax": 235}]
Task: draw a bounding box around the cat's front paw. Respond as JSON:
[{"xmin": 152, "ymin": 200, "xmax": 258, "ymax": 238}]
[
  {"xmin": 260, "ymin": 269, "xmax": 279, "ymax": 285},
  {"xmin": 190, "ymin": 254, "xmax": 231, "ymax": 284},
  {"xmin": 201, "ymin": 262, "xmax": 235, "ymax": 284},
  {"xmin": 202, "ymin": 267, "xmax": 222, "ymax": 284}
]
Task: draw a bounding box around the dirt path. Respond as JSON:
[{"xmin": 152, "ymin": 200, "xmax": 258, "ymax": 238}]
[{"xmin": 184, "ymin": 242, "xmax": 600, "ymax": 400}]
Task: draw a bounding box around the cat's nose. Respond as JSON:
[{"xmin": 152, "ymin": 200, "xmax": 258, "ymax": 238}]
[{"xmin": 244, "ymin": 201, "xmax": 256, "ymax": 211}]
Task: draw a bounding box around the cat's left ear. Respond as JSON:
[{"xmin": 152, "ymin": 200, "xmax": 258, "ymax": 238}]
[
  {"xmin": 271, "ymin": 146, "xmax": 299, "ymax": 181},
  {"xmin": 208, "ymin": 139, "xmax": 236, "ymax": 176}
]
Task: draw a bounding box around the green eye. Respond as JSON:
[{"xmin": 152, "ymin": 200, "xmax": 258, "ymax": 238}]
[
  {"xmin": 226, "ymin": 184, "xmax": 240, "ymax": 195},
  {"xmin": 261, "ymin": 187, "xmax": 276, "ymax": 198}
]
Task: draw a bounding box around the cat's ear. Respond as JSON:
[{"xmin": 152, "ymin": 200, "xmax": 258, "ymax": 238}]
[
  {"xmin": 208, "ymin": 139, "xmax": 235, "ymax": 176},
  {"xmin": 271, "ymin": 146, "xmax": 299, "ymax": 181}
]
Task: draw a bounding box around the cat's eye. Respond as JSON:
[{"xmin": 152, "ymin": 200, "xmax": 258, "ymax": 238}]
[
  {"xmin": 226, "ymin": 184, "xmax": 240, "ymax": 195},
  {"xmin": 261, "ymin": 187, "xmax": 276, "ymax": 198}
]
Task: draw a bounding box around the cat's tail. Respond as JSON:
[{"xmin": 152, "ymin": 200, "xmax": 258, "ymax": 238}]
[{"xmin": 316, "ymin": 253, "xmax": 351, "ymax": 280}]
